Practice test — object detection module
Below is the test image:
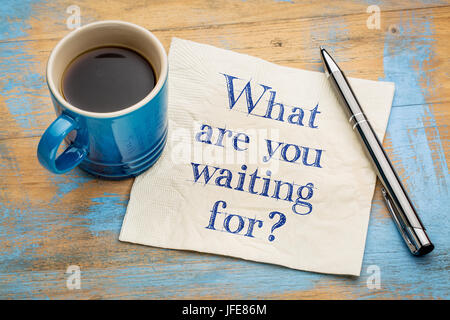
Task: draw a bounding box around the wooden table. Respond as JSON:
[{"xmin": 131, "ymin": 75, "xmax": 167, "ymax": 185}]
[{"xmin": 1, "ymin": 0, "xmax": 448, "ymax": 299}]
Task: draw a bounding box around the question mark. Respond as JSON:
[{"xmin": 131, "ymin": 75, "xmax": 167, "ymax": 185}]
[{"xmin": 268, "ymin": 211, "xmax": 286, "ymax": 242}]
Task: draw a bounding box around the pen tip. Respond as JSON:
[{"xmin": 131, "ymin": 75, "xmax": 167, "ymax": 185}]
[{"xmin": 319, "ymin": 47, "xmax": 340, "ymax": 73}]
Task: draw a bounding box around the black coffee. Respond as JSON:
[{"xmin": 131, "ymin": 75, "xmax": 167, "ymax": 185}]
[{"xmin": 62, "ymin": 46, "xmax": 156, "ymax": 113}]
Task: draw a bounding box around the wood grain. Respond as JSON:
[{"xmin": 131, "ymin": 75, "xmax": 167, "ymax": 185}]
[{"xmin": 0, "ymin": 0, "xmax": 448, "ymax": 299}]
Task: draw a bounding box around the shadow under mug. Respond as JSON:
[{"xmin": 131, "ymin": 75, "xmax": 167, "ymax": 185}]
[{"xmin": 37, "ymin": 21, "xmax": 168, "ymax": 179}]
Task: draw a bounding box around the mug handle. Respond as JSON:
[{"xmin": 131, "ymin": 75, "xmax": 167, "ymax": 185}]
[{"xmin": 37, "ymin": 114, "xmax": 88, "ymax": 174}]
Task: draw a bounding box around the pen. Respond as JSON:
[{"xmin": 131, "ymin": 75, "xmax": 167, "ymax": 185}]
[{"xmin": 320, "ymin": 47, "xmax": 434, "ymax": 256}]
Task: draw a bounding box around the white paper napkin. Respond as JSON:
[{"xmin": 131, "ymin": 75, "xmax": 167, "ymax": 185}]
[{"xmin": 119, "ymin": 38, "xmax": 394, "ymax": 276}]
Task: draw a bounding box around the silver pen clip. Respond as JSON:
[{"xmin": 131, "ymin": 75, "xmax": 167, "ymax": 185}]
[{"xmin": 380, "ymin": 187, "xmax": 416, "ymax": 253}]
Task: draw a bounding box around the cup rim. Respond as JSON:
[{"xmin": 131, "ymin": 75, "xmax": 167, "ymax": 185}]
[{"xmin": 46, "ymin": 20, "xmax": 168, "ymax": 119}]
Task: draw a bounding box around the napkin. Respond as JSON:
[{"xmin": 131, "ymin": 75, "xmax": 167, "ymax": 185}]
[{"xmin": 119, "ymin": 38, "xmax": 394, "ymax": 276}]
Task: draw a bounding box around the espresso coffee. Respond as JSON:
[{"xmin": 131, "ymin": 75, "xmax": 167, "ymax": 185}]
[{"xmin": 62, "ymin": 46, "xmax": 156, "ymax": 113}]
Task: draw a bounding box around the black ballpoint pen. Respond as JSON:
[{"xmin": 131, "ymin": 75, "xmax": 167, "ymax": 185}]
[{"xmin": 320, "ymin": 47, "xmax": 434, "ymax": 256}]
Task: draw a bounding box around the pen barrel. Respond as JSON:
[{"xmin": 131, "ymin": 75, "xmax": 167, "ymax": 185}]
[{"xmin": 328, "ymin": 70, "xmax": 433, "ymax": 255}]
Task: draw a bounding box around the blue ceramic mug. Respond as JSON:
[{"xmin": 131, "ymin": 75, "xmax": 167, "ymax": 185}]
[{"xmin": 37, "ymin": 21, "xmax": 168, "ymax": 179}]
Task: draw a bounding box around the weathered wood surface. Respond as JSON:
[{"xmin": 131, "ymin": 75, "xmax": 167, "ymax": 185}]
[{"xmin": 0, "ymin": 0, "xmax": 448, "ymax": 299}]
